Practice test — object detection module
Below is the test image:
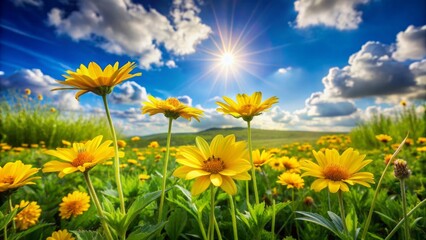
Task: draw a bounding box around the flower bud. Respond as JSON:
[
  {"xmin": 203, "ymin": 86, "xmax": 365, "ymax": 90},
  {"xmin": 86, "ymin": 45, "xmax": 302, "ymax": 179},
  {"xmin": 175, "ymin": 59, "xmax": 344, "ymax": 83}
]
[{"xmin": 394, "ymin": 159, "xmax": 411, "ymax": 180}]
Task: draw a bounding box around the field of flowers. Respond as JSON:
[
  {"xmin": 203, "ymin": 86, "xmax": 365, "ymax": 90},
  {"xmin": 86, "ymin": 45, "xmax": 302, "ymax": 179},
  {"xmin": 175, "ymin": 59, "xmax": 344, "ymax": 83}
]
[{"xmin": 1, "ymin": 62, "xmax": 425, "ymax": 240}]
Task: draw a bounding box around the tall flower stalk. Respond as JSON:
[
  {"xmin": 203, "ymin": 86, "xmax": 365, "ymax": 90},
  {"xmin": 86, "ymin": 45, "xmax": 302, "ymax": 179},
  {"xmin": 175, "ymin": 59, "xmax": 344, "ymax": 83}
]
[
  {"xmin": 142, "ymin": 95, "xmax": 202, "ymax": 223},
  {"xmin": 51, "ymin": 61, "xmax": 142, "ymax": 213},
  {"xmin": 394, "ymin": 159, "xmax": 411, "ymax": 240},
  {"xmin": 217, "ymin": 92, "xmax": 278, "ymax": 204}
]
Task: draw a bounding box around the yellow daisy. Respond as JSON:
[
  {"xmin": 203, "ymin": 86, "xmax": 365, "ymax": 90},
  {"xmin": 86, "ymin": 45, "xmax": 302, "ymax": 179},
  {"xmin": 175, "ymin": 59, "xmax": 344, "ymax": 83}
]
[
  {"xmin": 375, "ymin": 134, "xmax": 392, "ymax": 143},
  {"xmin": 252, "ymin": 149, "xmax": 273, "ymax": 168},
  {"xmin": 13, "ymin": 200, "xmax": 41, "ymax": 230},
  {"xmin": 281, "ymin": 156, "xmax": 301, "ymax": 173},
  {"xmin": 47, "ymin": 229, "xmax": 76, "ymax": 240},
  {"xmin": 277, "ymin": 172, "xmax": 305, "ymax": 189},
  {"xmin": 173, "ymin": 135, "xmax": 251, "ymax": 195},
  {"xmin": 301, "ymin": 148, "xmax": 375, "ymax": 193},
  {"xmin": 216, "ymin": 92, "xmax": 278, "ymax": 121},
  {"xmin": 148, "ymin": 141, "xmax": 160, "ymax": 148},
  {"xmin": 0, "ymin": 160, "xmax": 40, "ymax": 193},
  {"xmin": 59, "ymin": 191, "xmax": 90, "ymax": 219},
  {"xmin": 24, "ymin": 88, "xmax": 31, "ymax": 95},
  {"xmin": 142, "ymin": 95, "xmax": 203, "ymax": 121},
  {"xmin": 117, "ymin": 140, "xmax": 127, "ymax": 148},
  {"xmin": 52, "ymin": 61, "xmax": 141, "ymax": 100},
  {"xmin": 43, "ymin": 135, "xmax": 123, "ymax": 178}
]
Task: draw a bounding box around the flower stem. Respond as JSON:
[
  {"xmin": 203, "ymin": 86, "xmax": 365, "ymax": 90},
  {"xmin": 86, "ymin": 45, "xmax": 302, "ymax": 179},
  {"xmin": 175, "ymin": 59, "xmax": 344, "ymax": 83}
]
[
  {"xmin": 229, "ymin": 195, "xmax": 238, "ymax": 240},
  {"xmin": 271, "ymin": 199, "xmax": 276, "ymax": 240},
  {"xmin": 158, "ymin": 117, "xmax": 173, "ymax": 223},
  {"xmin": 197, "ymin": 211, "xmax": 208, "ymax": 240},
  {"xmin": 400, "ymin": 179, "xmax": 410, "ymax": 240},
  {"xmin": 247, "ymin": 120, "xmax": 259, "ymax": 205},
  {"xmin": 337, "ymin": 190, "xmax": 348, "ymax": 234},
  {"xmin": 214, "ymin": 215, "xmax": 223, "ymax": 240},
  {"xmin": 361, "ymin": 135, "xmax": 407, "ymax": 240},
  {"xmin": 292, "ymin": 189, "xmax": 300, "ymax": 239},
  {"xmin": 209, "ymin": 186, "xmax": 216, "ymax": 240},
  {"xmin": 385, "ymin": 198, "xmax": 426, "ymax": 240},
  {"xmin": 8, "ymin": 197, "xmax": 15, "ymax": 230},
  {"xmin": 102, "ymin": 95, "xmax": 125, "ymax": 214},
  {"xmin": 83, "ymin": 172, "xmax": 114, "ymax": 240}
]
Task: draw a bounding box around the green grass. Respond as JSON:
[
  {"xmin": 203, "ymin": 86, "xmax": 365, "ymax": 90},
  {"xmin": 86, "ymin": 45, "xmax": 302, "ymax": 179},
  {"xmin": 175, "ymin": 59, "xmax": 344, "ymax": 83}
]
[
  {"xmin": 350, "ymin": 105, "xmax": 426, "ymax": 149},
  {"xmin": 0, "ymin": 92, "xmax": 115, "ymax": 148},
  {"xmin": 128, "ymin": 127, "xmax": 346, "ymax": 149}
]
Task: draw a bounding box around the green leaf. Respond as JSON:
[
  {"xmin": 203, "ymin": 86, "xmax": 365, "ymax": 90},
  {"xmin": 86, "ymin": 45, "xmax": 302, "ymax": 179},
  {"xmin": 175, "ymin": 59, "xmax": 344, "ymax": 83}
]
[
  {"xmin": 123, "ymin": 190, "xmax": 162, "ymax": 230},
  {"xmin": 165, "ymin": 208, "xmax": 187, "ymax": 240},
  {"xmin": 10, "ymin": 223, "xmax": 52, "ymax": 240},
  {"xmin": 71, "ymin": 230, "xmax": 104, "ymax": 240},
  {"xmin": 327, "ymin": 211, "xmax": 344, "ymax": 231},
  {"xmin": 127, "ymin": 222, "xmax": 167, "ymax": 240},
  {"xmin": 0, "ymin": 208, "xmax": 18, "ymax": 230},
  {"xmin": 296, "ymin": 211, "xmax": 341, "ymax": 237}
]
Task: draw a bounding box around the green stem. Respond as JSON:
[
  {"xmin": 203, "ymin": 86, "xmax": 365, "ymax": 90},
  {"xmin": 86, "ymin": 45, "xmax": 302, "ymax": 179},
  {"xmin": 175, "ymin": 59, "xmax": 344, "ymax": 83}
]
[
  {"xmin": 209, "ymin": 186, "xmax": 216, "ymax": 240},
  {"xmin": 337, "ymin": 190, "xmax": 348, "ymax": 234},
  {"xmin": 361, "ymin": 135, "xmax": 407, "ymax": 240},
  {"xmin": 9, "ymin": 197, "xmax": 15, "ymax": 231},
  {"xmin": 247, "ymin": 120, "xmax": 259, "ymax": 205},
  {"xmin": 245, "ymin": 181, "xmax": 250, "ymax": 207},
  {"xmin": 385, "ymin": 198, "xmax": 426, "ymax": 240},
  {"xmin": 83, "ymin": 172, "xmax": 114, "ymax": 240},
  {"xmin": 229, "ymin": 195, "xmax": 238, "ymax": 240},
  {"xmin": 400, "ymin": 179, "xmax": 410, "ymax": 240},
  {"xmin": 157, "ymin": 117, "xmax": 173, "ymax": 223},
  {"xmin": 271, "ymin": 199, "xmax": 276, "ymax": 240},
  {"xmin": 292, "ymin": 189, "xmax": 300, "ymax": 239},
  {"xmin": 214, "ymin": 215, "xmax": 223, "ymax": 240},
  {"xmin": 197, "ymin": 211, "xmax": 208, "ymax": 240},
  {"xmin": 102, "ymin": 95, "xmax": 125, "ymax": 214}
]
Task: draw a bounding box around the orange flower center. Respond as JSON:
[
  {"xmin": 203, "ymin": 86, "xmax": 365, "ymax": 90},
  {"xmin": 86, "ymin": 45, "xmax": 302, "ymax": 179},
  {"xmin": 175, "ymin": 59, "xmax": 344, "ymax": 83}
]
[
  {"xmin": 1, "ymin": 175, "xmax": 15, "ymax": 184},
  {"xmin": 202, "ymin": 156, "xmax": 224, "ymax": 174},
  {"xmin": 240, "ymin": 104, "xmax": 255, "ymax": 114},
  {"xmin": 166, "ymin": 98, "xmax": 181, "ymax": 107},
  {"xmin": 72, "ymin": 151, "xmax": 95, "ymax": 167},
  {"xmin": 323, "ymin": 164, "xmax": 350, "ymax": 181}
]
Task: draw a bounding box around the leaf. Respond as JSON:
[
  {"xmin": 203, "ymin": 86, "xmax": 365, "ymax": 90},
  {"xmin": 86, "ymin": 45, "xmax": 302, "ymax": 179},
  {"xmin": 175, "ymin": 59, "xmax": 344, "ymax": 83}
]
[
  {"xmin": 71, "ymin": 230, "xmax": 104, "ymax": 240},
  {"xmin": 327, "ymin": 211, "xmax": 344, "ymax": 232},
  {"xmin": 0, "ymin": 208, "xmax": 18, "ymax": 230},
  {"xmin": 374, "ymin": 211, "xmax": 397, "ymax": 224},
  {"xmin": 123, "ymin": 190, "xmax": 162, "ymax": 230},
  {"xmin": 10, "ymin": 223, "xmax": 52, "ymax": 240},
  {"xmin": 296, "ymin": 211, "xmax": 341, "ymax": 237},
  {"xmin": 127, "ymin": 222, "xmax": 167, "ymax": 240},
  {"xmin": 165, "ymin": 208, "xmax": 187, "ymax": 240}
]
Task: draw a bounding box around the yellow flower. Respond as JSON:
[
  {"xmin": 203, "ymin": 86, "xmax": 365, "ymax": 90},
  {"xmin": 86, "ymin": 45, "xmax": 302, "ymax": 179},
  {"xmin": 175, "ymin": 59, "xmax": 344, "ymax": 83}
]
[
  {"xmin": 268, "ymin": 158, "xmax": 284, "ymax": 171},
  {"xmin": 277, "ymin": 172, "xmax": 305, "ymax": 189},
  {"xmin": 37, "ymin": 94, "xmax": 43, "ymax": 101},
  {"xmin": 43, "ymin": 135, "xmax": 123, "ymax": 178},
  {"xmin": 47, "ymin": 229, "xmax": 76, "ymax": 240},
  {"xmin": 0, "ymin": 160, "xmax": 40, "ymax": 193},
  {"xmin": 142, "ymin": 95, "xmax": 203, "ymax": 121},
  {"xmin": 53, "ymin": 62, "xmax": 141, "ymax": 100},
  {"xmin": 301, "ymin": 148, "xmax": 375, "ymax": 193},
  {"xmin": 252, "ymin": 149, "xmax": 273, "ymax": 168},
  {"xmin": 62, "ymin": 140, "xmax": 71, "ymax": 146},
  {"xmin": 417, "ymin": 137, "xmax": 426, "ymax": 145},
  {"xmin": 375, "ymin": 134, "xmax": 392, "ymax": 143},
  {"xmin": 59, "ymin": 191, "xmax": 90, "ymax": 219},
  {"xmin": 400, "ymin": 100, "xmax": 407, "ymax": 107},
  {"xmin": 173, "ymin": 135, "xmax": 251, "ymax": 195},
  {"xmin": 139, "ymin": 173, "xmax": 151, "ymax": 181},
  {"xmin": 131, "ymin": 136, "xmax": 140, "ymax": 141},
  {"xmin": 127, "ymin": 159, "xmax": 138, "ymax": 165},
  {"xmin": 50, "ymin": 107, "xmax": 57, "ymax": 113},
  {"xmin": 24, "ymin": 88, "xmax": 31, "ymax": 95},
  {"xmin": 117, "ymin": 140, "xmax": 127, "ymax": 148},
  {"xmin": 281, "ymin": 156, "xmax": 301, "ymax": 173},
  {"xmin": 148, "ymin": 141, "xmax": 160, "ymax": 148},
  {"xmin": 13, "ymin": 200, "xmax": 41, "ymax": 230},
  {"xmin": 216, "ymin": 92, "xmax": 278, "ymax": 121}
]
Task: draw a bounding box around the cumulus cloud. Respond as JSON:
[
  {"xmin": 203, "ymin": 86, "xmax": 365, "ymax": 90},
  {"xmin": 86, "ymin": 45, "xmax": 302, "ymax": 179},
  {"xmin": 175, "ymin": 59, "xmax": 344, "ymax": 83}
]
[
  {"xmin": 0, "ymin": 68, "xmax": 82, "ymax": 111},
  {"xmin": 299, "ymin": 92, "xmax": 357, "ymax": 118},
  {"xmin": 277, "ymin": 67, "xmax": 292, "ymax": 74},
  {"xmin": 392, "ymin": 25, "xmax": 426, "ymax": 61},
  {"xmin": 177, "ymin": 95, "xmax": 192, "ymax": 106},
  {"xmin": 0, "ymin": 71, "xmax": 4, "ymax": 76},
  {"xmin": 47, "ymin": 0, "xmax": 211, "ymax": 69},
  {"xmin": 110, "ymin": 81, "xmax": 148, "ymax": 104},
  {"xmin": 322, "ymin": 41, "xmax": 418, "ymax": 99},
  {"xmin": 294, "ymin": 0, "xmax": 369, "ymax": 30},
  {"xmin": 166, "ymin": 60, "xmax": 177, "ymax": 68},
  {"xmin": 410, "ymin": 60, "xmax": 426, "ymax": 85},
  {"xmin": 11, "ymin": 0, "xmax": 43, "ymax": 7}
]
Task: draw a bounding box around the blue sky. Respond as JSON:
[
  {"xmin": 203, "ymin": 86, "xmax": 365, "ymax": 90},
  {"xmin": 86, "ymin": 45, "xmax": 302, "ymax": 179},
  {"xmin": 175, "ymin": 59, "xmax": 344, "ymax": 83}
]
[{"xmin": 1, "ymin": 0, "xmax": 425, "ymax": 135}]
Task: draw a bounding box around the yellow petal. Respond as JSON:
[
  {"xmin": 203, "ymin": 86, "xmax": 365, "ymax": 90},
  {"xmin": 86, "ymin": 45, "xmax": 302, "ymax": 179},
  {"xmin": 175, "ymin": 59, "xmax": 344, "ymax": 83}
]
[
  {"xmin": 328, "ymin": 181, "xmax": 340, "ymax": 193},
  {"xmin": 186, "ymin": 170, "xmax": 210, "ymax": 180},
  {"xmin": 220, "ymin": 176, "xmax": 237, "ymax": 195},
  {"xmin": 191, "ymin": 176, "xmax": 211, "ymax": 196},
  {"xmin": 210, "ymin": 174, "xmax": 222, "ymax": 186}
]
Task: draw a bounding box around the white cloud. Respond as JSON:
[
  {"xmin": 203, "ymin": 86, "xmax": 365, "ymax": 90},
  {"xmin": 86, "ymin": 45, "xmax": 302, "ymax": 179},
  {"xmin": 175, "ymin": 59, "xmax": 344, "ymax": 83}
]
[
  {"xmin": 0, "ymin": 71, "xmax": 4, "ymax": 76},
  {"xmin": 294, "ymin": 0, "xmax": 369, "ymax": 30},
  {"xmin": 47, "ymin": 0, "xmax": 211, "ymax": 69},
  {"xmin": 392, "ymin": 25, "xmax": 426, "ymax": 61},
  {"xmin": 300, "ymin": 92, "xmax": 357, "ymax": 118},
  {"xmin": 410, "ymin": 60, "xmax": 426, "ymax": 85},
  {"xmin": 11, "ymin": 0, "xmax": 43, "ymax": 7},
  {"xmin": 277, "ymin": 67, "xmax": 292, "ymax": 74},
  {"xmin": 322, "ymin": 41, "xmax": 418, "ymax": 99},
  {"xmin": 166, "ymin": 60, "xmax": 177, "ymax": 68},
  {"xmin": 177, "ymin": 95, "xmax": 192, "ymax": 106},
  {"xmin": 110, "ymin": 81, "xmax": 148, "ymax": 104}
]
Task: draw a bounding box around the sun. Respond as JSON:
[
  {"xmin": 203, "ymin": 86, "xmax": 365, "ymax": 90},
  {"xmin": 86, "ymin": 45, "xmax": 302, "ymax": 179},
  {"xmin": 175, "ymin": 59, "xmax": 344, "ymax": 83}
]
[{"xmin": 221, "ymin": 52, "xmax": 235, "ymax": 67}]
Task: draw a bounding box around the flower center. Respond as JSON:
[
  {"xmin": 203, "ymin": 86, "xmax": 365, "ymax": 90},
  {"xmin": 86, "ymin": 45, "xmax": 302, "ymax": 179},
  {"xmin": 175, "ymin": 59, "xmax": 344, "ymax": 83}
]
[
  {"xmin": 72, "ymin": 151, "xmax": 95, "ymax": 167},
  {"xmin": 323, "ymin": 164, "xmax": 350, "ymax": 181},
  {"xmin": 166, "ymin": 98, "xmax": 181, "ymax": 107},
  {"xmin": 241, "ymin": 104, "xmax": 255, "ymax": 115},
  {"xmin": 1, "ymin": 175, "xmax": 15, "ymax": 184},
  {"xmin": 202, "ymin": 156, "xmax": 224, "ymax": 174}
]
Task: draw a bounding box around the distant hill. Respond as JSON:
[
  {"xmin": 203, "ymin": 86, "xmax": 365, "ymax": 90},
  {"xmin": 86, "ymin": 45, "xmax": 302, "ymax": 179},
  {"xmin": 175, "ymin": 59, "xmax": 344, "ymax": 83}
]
[{"xmin": 126, "ymin": 127, "xmax": 346, "ymax": 149}]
